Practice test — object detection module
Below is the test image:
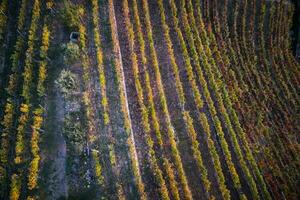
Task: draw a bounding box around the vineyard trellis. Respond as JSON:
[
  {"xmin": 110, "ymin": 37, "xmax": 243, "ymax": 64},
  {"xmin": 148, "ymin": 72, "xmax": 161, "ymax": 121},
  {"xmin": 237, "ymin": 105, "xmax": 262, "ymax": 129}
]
[{"xmin": 0, "ymin": 0, "xmax": 299, "ymax": 199}]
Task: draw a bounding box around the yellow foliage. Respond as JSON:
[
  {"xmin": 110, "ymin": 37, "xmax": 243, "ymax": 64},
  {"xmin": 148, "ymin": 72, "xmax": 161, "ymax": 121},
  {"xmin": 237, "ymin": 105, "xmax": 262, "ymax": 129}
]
[
  {"xmin": 28, "ymin": 157, "xmax": 40, "ymax": 190},
  {"xmin": 10, "ymin": 174, "xmax": 21, "ymax": 200},
  {"xmin": 20, "ymin": 103, "xmax": 29, "ymax": 113},
  {"xmin": 14, "ymin": 156, "xmax": 21, "ymax": 164},
  {"xmin": 39, "ymin": 63, "xmax": 46, "ymax": 80},
  {"xmin": 40, "ymin": 25, "xmax": 50, "ymax": 59},
  {"xmin": 78, "ymin": 6, "xmax": 84, "ymax": 17},
  {"xmin": 108, "ymin": 144, "xmax": 116, "ymax": 165},
  {"xmin": 91, "ymin": 150, "xmax": 104, "ymax": 186},
  {"xmin": 1, "ymin": 102, "xmax": 14, "ymax": 131},
  {"xmin": 46, "ymin": 1, "xmax": 53, "ymax": 10}
]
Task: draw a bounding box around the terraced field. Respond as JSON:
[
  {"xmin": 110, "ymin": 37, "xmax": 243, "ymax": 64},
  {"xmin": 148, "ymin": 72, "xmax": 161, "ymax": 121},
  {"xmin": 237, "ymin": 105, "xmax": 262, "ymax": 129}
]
[{"xmin": 0, "ymin": 0, "xmax": 299, "ymax": 199}]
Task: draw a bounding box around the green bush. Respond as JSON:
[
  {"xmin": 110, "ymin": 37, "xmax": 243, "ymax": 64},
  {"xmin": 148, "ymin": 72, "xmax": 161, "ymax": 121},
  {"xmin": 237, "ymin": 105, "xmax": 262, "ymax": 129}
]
[
  {"xmin": 55, "ymin": 69, "xmax": 78, "ymax": 97},
  {"xmin": 59, "ymin": 1, "xmax": 84, "ymax": 30},
  {"xmin": 61, "ymin": 42, "xmax": 80, "ymax": 65},
  {"xmin": 63, "ymin": 113, "xmax": 85, "ymax": 153}
]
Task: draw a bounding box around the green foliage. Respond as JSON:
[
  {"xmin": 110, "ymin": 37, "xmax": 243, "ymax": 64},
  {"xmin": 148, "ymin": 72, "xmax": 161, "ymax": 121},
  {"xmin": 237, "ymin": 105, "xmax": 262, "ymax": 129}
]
[
  {"xmin": 56, "ymin": 69, "xmax": 78, "ymax": 97},
  {"xmin": 22, "ymin": 0, "xmax": 41, "ymax": 103},
  {"xmin": 130, "ymin": 0, "xmax": 182, "ymax": 198},
  {"xmin": 108, "ymin": 144, "xmax": 116, "ymax": 166},
  {"xmin": 14, "ymin": 104, "xmax": 30, "ymax": 164},
  {"xmin": 91, "ymin": 150, "xmax": 104, "ymax": 186},
  {"xmin": 27, "ymin": 108, "xmax": 43, "ymax": 190},
  {"xmin": 59, "ymin": 0, "xmax": 84, "ymax": 30},
  {"xmin": 168, "ymin": 0, "xmax": 243, "ymax": 198},
  {"xmin": 183, "ymin": 111, "xmax": 211, "ymax": 198},
  {"xmin": 200, "ymin": 113, "xmax": 230, "ymax": 199},
  {"xmin": 79, "ymin": 5, "xmax": 109, "ymax": 196},
  {"xmin": 37, "ymin": 25, "xmax": 51, "ymax": 97},
  {"xmin": 61, "ymin": 42, "xmax": 80, "ymax": 65},
  {"xmin": 0, "ymin": 101, "xmax": 14, "ymax": 190},
  {"xmin": 141, "ymin": 0, "xmax": 192, "ymax": 199},
  {"xmin": 5, "ymin": 0, "xmax": 28, "ymax": 96},
  {"xmin": 0, "ymin": 0, "xmax": 8, "ymax": 40},
  {"xmin": 91, "ymin": 0, "xmax": 110, "ymax": 125},
  {"xmin": 63, "ymin": 112, "xmax": 85, "ymax": 153},
  {"xmin": 122, "ymin": 1, "xmax": 171, "ymax": 199},
  {"xmin": 112, "ymin": 1, "xmax": 150, "ymax": 194}
]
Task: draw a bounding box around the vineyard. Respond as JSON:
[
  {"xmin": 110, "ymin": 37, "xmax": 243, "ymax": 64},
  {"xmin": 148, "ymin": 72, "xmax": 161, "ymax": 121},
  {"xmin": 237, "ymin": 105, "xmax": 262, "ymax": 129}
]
[{"xmin": 0, "ymin": 0, "xmax": 299, "ymax": 199}]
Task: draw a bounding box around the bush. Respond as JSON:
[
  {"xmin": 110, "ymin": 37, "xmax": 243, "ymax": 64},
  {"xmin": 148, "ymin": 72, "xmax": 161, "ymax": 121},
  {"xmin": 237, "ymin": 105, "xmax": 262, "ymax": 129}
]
[
  {"xmin": 63, "ymin": 113, "xmax": 85, "ymax": 153},
  {"xmin": 55, "ymin": 69, "xmax": 78, "ymax": 97},
  {"xmin": 61, "ymin": 42, "xmax": 80, "ymax": 65},
  {"xmin": 59, "ymin": 1, "xmax": 84, "ymax": 31}
]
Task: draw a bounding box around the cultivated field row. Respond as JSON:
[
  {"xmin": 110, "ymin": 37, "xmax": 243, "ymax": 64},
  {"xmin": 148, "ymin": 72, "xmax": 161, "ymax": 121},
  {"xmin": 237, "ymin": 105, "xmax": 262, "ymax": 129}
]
[{"xmin": 0, "ymin": 0, "xmax": 299, "ymax": 199}]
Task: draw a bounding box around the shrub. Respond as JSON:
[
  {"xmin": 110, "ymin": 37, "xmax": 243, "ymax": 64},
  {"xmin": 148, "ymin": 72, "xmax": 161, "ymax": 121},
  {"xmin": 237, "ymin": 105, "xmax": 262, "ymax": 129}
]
[
  {"xmin": 59, "ymin": 1, "xmax": 83, "ymax": 30},
  {"xmin": 61, "ymin": 42, "xmax": 80, "ymax": 65},
  {"xmin": 55, "ymin": 69, "xmax": 78, "ymax": 97},
  {"xmin": 63, "ymin": 113, "xmax": 85, "ymax": 152}
]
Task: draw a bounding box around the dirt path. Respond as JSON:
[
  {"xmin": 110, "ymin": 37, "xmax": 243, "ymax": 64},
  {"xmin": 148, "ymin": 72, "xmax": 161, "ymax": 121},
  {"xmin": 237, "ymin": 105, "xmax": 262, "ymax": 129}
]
[
  {"xmin": 39, "ymin": 72, "xmax": 68, "ymax": 200},
  {"xmin": 38, "ymin": 19, "xmax": 68, "ymax": 199},
  {"xmin": 40, "ymin": 87, "xmax": 67, "ymax": 200}
]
